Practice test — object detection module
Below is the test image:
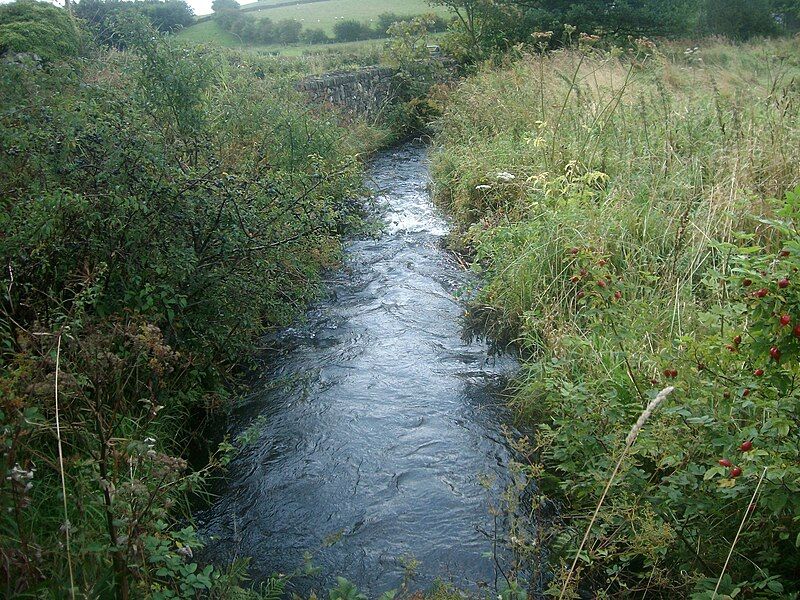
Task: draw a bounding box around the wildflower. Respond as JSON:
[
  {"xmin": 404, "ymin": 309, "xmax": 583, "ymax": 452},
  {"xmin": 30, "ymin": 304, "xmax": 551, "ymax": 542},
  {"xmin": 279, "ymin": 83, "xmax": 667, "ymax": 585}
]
[
  {"xmin": 176, "ymin": 545, "xmax": 193, "ymax": 559},
  {"xmin": 531, "ymin": 31, "xmax": 553, "ymax": 41},
  {"xmin": 8, "ymin": 463, "xmax": 35, "ymax": 483},
  {"xmin": 495, "ymin": 172, "xmax": 516, "ymax": 182},
  {"xmin": 475, "ymin": 184, "xmax": 492, "ymax": 191},
  {"xmin": 579, "ymin": 32, "xmax": 601, "ymax": 45},
  {"xmin": 634, "ymin": 37, "xmax": 657, "ymax": 53}
]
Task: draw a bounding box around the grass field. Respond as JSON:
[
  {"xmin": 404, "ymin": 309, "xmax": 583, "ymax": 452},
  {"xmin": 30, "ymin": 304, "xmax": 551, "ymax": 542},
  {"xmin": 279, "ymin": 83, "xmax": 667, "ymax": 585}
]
[
  {"xmin": 236, "ymin": 0, "xmax": 443, "ymax": 33},
  {"xmin": 174, "ymin": 19, "xmax": 424, "ymax": 57},
  {"xmin": 178, "ymin": 0, "xmax": 448, "ymax": 48}
]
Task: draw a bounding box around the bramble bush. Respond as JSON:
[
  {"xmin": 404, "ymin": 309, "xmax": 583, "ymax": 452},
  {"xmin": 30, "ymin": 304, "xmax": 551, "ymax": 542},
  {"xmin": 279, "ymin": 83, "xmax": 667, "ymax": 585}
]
[{"xmin": 0, "ymin": 12, "xmax": 378, "ymax": 598}]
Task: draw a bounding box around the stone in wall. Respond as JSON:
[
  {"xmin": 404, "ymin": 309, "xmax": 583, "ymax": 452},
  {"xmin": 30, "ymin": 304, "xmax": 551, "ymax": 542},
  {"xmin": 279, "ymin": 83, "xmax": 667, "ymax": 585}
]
[{"xmin": 296, "ymin": 66, "xmax": 399, "ymax": 120}]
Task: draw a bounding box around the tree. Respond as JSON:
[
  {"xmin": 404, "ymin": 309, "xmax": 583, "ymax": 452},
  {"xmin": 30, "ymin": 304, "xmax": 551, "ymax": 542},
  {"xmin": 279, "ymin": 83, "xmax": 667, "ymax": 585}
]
[
  {"xmin": 509, "ymin": 0, "xmax": 698, "ymax": 37},
  {"xmin": 430, "ymin": 0, "xmax": 700, "ymax": 59},
  {"xmin": 255, "ymin": 17, "xmax": 275, "ymax": 43},
  {"xmin": 333, "ymin": 19, "xmax": 368, "ymax": 42},
  {"xmin": 701, "ymin": 0, "xmax": 778, "ymax": 38},
  {"xmin": 274, "ymin": 18, "xmax": 301, "ymax": 44},
  {"xmin": 211, "ymin": 0, "xmax": 238, "ymax": 12},
  {"xmin": 375, "ymin": 12, "xmax": 401, "ymax": 36},
  {"xmin": 429, "ymin": 0, "xmax": 523, "ymax": 60},
  {"xmin": 75, "ymin": 0, "xmax": 194, "ymax": 40},
  {"xmin": 301, "ymin": 27, "xmax": 328, "ymax": 44},
  {"xmin": 143, "ymin": 0, "xmax": 194, "ymax": 32}
]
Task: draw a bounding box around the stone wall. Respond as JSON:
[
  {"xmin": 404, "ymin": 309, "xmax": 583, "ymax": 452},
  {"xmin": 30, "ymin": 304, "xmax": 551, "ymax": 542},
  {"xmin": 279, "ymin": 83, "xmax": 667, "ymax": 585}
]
[{"xmin": 296, "ymin": 66, "xmax": 399, "ymax": 120}]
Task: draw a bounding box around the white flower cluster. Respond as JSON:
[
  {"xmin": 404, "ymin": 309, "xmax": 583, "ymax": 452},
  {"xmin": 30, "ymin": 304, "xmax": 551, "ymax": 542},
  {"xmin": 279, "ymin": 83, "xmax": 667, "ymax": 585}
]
[
  {"xmin": 495, "ymin": 171, "xmax": 516, "ymax": 182},
  {"xmin": 7, "ymin": 463, "xmax": 35, "ymax": 492}
]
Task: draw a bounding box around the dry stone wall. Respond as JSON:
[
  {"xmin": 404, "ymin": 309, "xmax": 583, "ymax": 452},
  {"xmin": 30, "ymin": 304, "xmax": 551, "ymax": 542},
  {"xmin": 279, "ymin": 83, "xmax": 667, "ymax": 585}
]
[{"xmin": 296, "ymin": 67, "xmax": 399, "ymax": 120}]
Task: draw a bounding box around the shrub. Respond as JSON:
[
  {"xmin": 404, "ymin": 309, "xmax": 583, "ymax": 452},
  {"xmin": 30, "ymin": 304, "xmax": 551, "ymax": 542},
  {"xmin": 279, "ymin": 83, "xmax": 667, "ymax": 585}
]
[
  {"xmin": 0, "ymin": 20, "xmax": 374, "ymax": 596},
  {"xmin": 333, "ymin": 19, "xmax": 369, "ymax": 42},
  {"xmin": 0, "ymin": 0, "xmax": 84, "ymax": 60}
]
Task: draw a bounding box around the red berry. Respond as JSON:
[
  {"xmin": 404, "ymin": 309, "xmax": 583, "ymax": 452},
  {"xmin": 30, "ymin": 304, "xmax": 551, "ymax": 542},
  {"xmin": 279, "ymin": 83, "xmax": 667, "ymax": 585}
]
[
  {"xmin": 697, "ymin": 363, "xmax": 706, "ymax": 371},
  {"xmin": 742, "ymin": 388, "xmax": 751, "ymax": 397},
  {"xmin": 598, "ymin": 259, "xmax": 607, "ymax": 266},
  {"xmin": 742, "ymin": 278, "xmax": 753, "ymax": 287},
  {"xmin": 576, "ymin": 290, "xmax": 585, "ymax": 299},
  {"xmin": 570, "ymin": 275, "xmax": 581, "ymax": 283},
  {"xmin": 780, "ymin": 249, "xmax": 790, "ymax": 257},
  {"xmin": 754, "ymin": 368, "xmax": 764, "ymax": 377},
  {"xmin": 740, "ymin": 440, "xmax": 753, "ymax": 452},
  {"xmin": 663, "ymin": 369, "xmax": 678, "ymax": 379},
  {"xmin": 733, "ymin": 335, "xmax": 742, "ymax": 346},
  {"xmin": 770, "ymin": 346, "xmax": 781, "ymax": 361},
  {"xmin": 726, "ymin": 344, "xmax": 737, "ymax": 352},
  {"xmin": 580, "ymin": 268, "xmax": 588, "ymax": 277},
  {"xmin": 778, "ymin": 278, "xmax": 790, "ymax": 289},
  {"xmin": 718, "ymin": 458, "xmax": 732, "ymax": 467},
  {"xmin": 780, "ymin": 314, "xmax": 791, "ymax": 326},
  {"xmin": 597, "ymin": 280, "xmax": 606, "ymax": 288},
  {"xmin": 730, "ymin": 466, "xmax": 742, "ymax": 478},
  {"xmin": 614, "ymin": 290, "xmax": 622, "ymax": 300},
  {"xmin": 794, "ymin": 324, "xmax": 800, "ymax": 338},
  {"xmin": 755, "ymin": 288, "xmax": 769, "ymax": 298},
  {"xmin": 569, "ymin": 247, "xmax": 579, "ymax": 255},
  {"xmin": 723, "ymin": 390, "xmax": 731, "ymax": 399}
]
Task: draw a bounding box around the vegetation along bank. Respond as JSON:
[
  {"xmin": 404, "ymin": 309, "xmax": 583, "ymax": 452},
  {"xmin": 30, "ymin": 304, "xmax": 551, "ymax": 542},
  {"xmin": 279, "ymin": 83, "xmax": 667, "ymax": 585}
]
[
  {"xmin": 432, "ymin": 33, "xmax": 800, "ymax": 599},
  {"xmin": 0, "ymin": 2, "xmax": 421, "ymax": 596}
]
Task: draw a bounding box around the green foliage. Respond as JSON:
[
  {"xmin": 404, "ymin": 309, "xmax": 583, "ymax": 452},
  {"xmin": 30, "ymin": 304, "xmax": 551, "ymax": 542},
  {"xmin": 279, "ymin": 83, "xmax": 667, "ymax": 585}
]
[
  {"xmin": 333, "ymin": 19, "xmax": 370, "ymax": 42},
  {"xmin": 75, "ymin": 0, "xmax": 195, "ymax": 43},
  {"xmin": 0, "ymin": 0, "xmax": 84, "ymax": 61},
  {"xmin": 701, "ymin": 0, "xmax": 778, "ymax": 39},
  {"xmin": 197, "ymin": 0, "xmax": 448, "ymax": 50},
  {"xmin": 432, "ymin": 37, "xmax": 800, "ymax": 596},
  {"xmin": 0, "ymin": 18, "xmax": 377, "ymax": 596},
  {"xmin": 328, "ymin": 577, "xmax": 368, "ymax": 600},
  {"xmin": 212, "ymin": 0, "xmax": 239, "ymax": 13}
]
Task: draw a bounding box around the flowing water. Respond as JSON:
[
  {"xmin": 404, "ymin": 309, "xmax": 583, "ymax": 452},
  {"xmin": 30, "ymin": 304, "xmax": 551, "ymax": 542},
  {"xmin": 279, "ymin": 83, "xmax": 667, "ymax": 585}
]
[{"xmin": 199, "ymin": 142, "xmax": 518, "ymax": 596}]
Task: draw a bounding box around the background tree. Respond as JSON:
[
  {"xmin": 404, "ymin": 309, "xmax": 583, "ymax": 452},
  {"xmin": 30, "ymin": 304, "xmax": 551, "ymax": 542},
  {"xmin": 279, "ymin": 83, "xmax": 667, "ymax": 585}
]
[
  {"xmin": 301, "ymin": 27, "xmax": 328, "ymax": 44},
  {"xmin": 275, "ymin": 18, "xmax": 301, "ymax": 44},
  {"xmin": 508, "ymin": 0, "xmax": 698, "ymax": 38},
  {"xmin": 211, "ymin": 0, "xmax": 238, "ymax": 12},
  {"xmin": 701, "ymin": 0, "xmax": 778, "ymax": 39},
  {"xmin": 333, "ymin": 19, "xmax": 369, "ymax": 42},
  {"xmin": 75, "ymin": 0, "xmax": 194, "ymax": 43},
  {"xmin": 141, "ymin": 0, "xmax": 193, "ymax": 32}
]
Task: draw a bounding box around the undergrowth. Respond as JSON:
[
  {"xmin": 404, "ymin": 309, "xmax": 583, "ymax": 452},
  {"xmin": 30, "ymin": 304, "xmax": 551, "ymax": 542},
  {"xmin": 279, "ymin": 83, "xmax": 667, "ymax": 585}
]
[
  {"xmin": 432, "ymin": 35, "xmax": 800, "ymax": 598},
  {"xmin": 0, "ymin": 13, "xmax": 391, "ymax": 598}
]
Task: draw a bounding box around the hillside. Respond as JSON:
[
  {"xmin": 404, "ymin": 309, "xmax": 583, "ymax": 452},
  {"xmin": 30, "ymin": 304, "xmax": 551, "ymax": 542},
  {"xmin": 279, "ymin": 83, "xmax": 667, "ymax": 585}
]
[{"xmin": 179, "ymin": 0, "xmax": 448, "ymax": 48}]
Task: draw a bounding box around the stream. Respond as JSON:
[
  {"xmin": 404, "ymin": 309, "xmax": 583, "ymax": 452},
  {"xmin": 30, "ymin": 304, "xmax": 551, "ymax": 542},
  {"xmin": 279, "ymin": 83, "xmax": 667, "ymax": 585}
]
[{"xmin": 199, "ymin": 142, "xmax": 519, "ymax": 596}]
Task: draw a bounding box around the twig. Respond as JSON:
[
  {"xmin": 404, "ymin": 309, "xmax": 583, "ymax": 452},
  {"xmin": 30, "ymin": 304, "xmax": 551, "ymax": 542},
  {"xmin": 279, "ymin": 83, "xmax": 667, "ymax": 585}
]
[
  {"xmin": 712, "ymin": 467, "xmax": 768, "ymax": 600},
  {"xmin": 55, "ymin": 334, "xmax": 76, "ymax": 599}
]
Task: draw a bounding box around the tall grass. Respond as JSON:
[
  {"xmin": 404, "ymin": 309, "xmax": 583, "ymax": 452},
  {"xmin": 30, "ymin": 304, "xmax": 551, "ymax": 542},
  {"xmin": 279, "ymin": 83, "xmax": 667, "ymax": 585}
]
[{"xmin": 432, "ymin": 37, "xmax": 800, "ymax": 597}]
